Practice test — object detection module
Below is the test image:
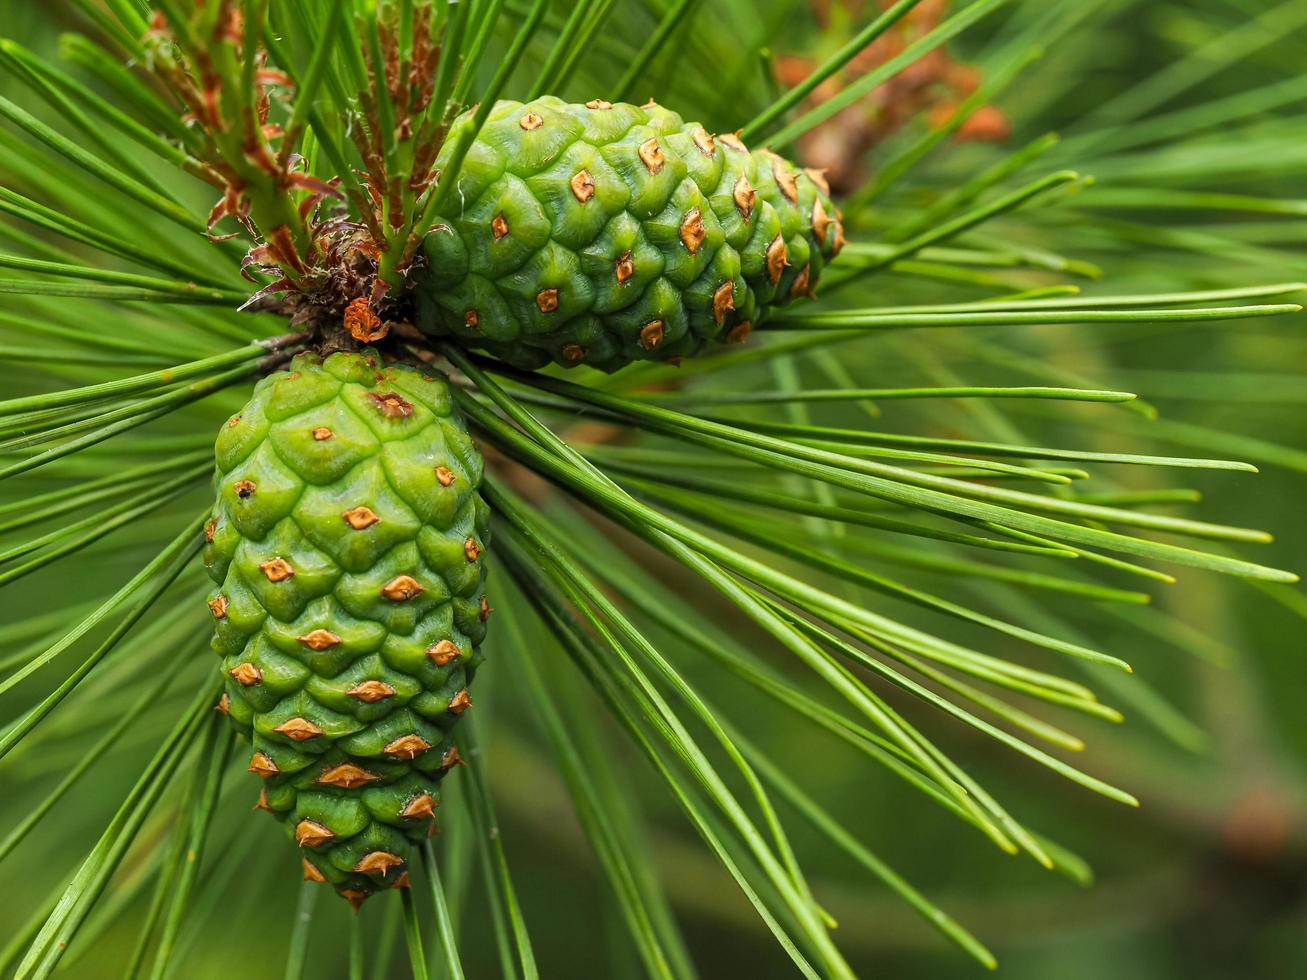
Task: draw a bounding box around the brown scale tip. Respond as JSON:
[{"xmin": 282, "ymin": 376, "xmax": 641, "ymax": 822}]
[
  {"xmin": 479, "ymin": 595, "xmax": 493, "ymax": 621},
  {"xmin": 207, "ymin": 595, "xmax": 229, "ymax": 619},
  {"xmin": 811, "ymin": 198, "xmax": 832, "ymax": 245},
  {"xmin": 298, "ymin": 628, "xmax": 342, "ymax": 650},
  {"xmin": 393, "ymin": 871, "xmax": 412, "ymax": 890},
  {"xmin": 259, "ymin": 557, "xmax": 294, "ymax": 582},
  {"xmin": 346, "ymin": 680, "xmax": 396, "ymax": 704},
  {"xmin": 295, "ymin": 819, "xmax": 335, "ymax": 847},
  {"xmin": 214, "ymin": 693, "xmax": 231, "ymax": 715},
  {"xmin": 441, "ymin": 746, "xmax": 466, "ymax": 770},
  {"xmin": 585, "ymin": 98, "xmax": 612, "ymax": 110},
  {"xmin": 803, "ymin": 167, "xmax": 831, "ymax": 194},
  {"xmin": 561, "ymin": 343, "xmax": 585, "ymax": 363},
  {"xmin": 679, "ymin": 207, "xmax": 706, "ymax": 254},
  {"xmin": 401, "ymin": 794, "xmax": 438, "ymax": 821},
  {"xmin": 381, "ymin": 575, "xmax": 423, "ymax": 601},
  {"xmin": 638, "ymin": 137, "xmax": 664, "ymax": 175},
  {"xmin": 719, "ymin": 131, "xmax": 748, "ymax": 153},
  {"xmin": 233, "ymin": 479, "xmax": 256, "ymax": 499},
  {"xmin": 727, "ymin": 321, "xmax": 753, "ymax": 344},
  {"xmin": 536, "ymin": 288, "xmax": 560, "ymax": 313},
  {"xmin": 519, "ymin": 111, "xmax": 543, "ymax": 130},
  {"xmin": 274, "ymin": 717, "xmax": 325, "ymax": 742},
  {"xmin": 641, "ymin": 97, "xmax": 658, "ymax": 109},
  {"xmin": 765, "ymin": 235, "xmax": 789, "ymax": 285},
  {"xmin": 339, "ymin": 889, "xmax": 370, "ymax": 912},
  {"xmin": 312, "ymin": 426, "xmax": 333, "ymax": 441},
  {"xmin": 253, "ymin": 788, "xmax": 274, "ymax": 812},
  {"xmin": 615, "ymin": 250, "xmax": 635, "ymax": 284},
  {"xmin": 464, "ymin": 537, "xmax": 481, "ymax": 562},
  {"xmin": 463, "ymin": 307, "xmax": 480, "ymax": 329},
  {"xmin": 427, "ymin": 639, "xmax": 460, "ymax": 665},
  {"xmin": 302, "ymin": 858, "xmax": 327, "ymax": 883},
  {"xmin": 344, "ymin": 296, "xmax": 387, "ymax": 342},
  {"xmin": 790, "ymin": 264, "xmax": 812, "ymax": 299},
  {"xmin": 367, "ymin": 391, "xmax": 413, "ymax": 419},
  {"xmin": 771, "ymin": 156, "xmax": 799, "ymax": 204},
  {"xmin": 203, "ymin": 517, "xmax": 218, "ymax": 543},
  {"xmin": 832, "ymin": 221, "xmax": 848, "ymax": 257},
  {"xmin": 354, "ymin": 851, "xmax": 404, "ymax": 876},
  {"xmin": 230, "ymin": 662, "xmax": 262, "ymax": 686},
  {"xmin": 733, "ymin": 174, "xmax": 756, "ymax": 221},
  {"xmin": 570, "ymin": 169, "xmax": 596, "ymax": 203},
  {"xmin": 448, "ymin": 689, "xmax": 473, "ymax": 715},
  {"xmin": 317, "ymin": 763, "xmax": 382, "ymax": 788},
  {"xmin": 435, "ymin": 465, "xmax": 456, "ymax": 487},
  {"xmin": 384, "ymin": 734, "xmax": 433, "ymax": 759},
  {"xmin": 491, "ymin": 213, "xmax": 509, "ymax": 240},
  {"xmin": 248, "ymin": 752, "xmax": 280, "ymax": 777},
  {"xmin": 712, "ymin": 281, "xmax": 735, "ymax": 326},
  {"xmin": 639, "ymin": 319, "xmax": 665, "ymax": 350},
  {"xmin": 692, "ymin": 129, "xmax": 715, "ymax": 156},
  {"xmin": 228, "ymin": 415, "xmax": 241, "ymax": 428},
  {"xmin": 342, "ymin": 506, "xmax": 380, "ymax": 530}
]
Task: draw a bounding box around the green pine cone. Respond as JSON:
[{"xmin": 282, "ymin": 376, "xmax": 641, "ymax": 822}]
[
  {"xmin": 414, "ymin": 96, "xmax": 845, "ymax": 371},
  {"xmin": 203, "ymin": 349, "xmax": 491, "ymax": 906}
]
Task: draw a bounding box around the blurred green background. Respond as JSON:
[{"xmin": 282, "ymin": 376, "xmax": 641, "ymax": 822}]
[{"xmin": 1, "ymin": 2, "xmax": 1304, "ymax": 978}]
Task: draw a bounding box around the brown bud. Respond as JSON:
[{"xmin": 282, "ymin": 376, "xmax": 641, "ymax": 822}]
[
  {"xmin": 519, "ymin": 112, "xmax": 543, "ymax": 130},
  {"xmin": 441, "ymin": 746, "xmax": 465, "ymax": 770},
  {"xmin": 342, "ymin": 506, "xmax": 380, "ymax": 530},
  {"xmin": 346, "ymin": 680, "xmax": 396, "ymax": 703},
  {"xmin": 228, "ymin": 415, "xmax": 241, "ymax": 428},
  {"xmin": 253, "ymin": 788, "xmax": 274, "ymax": 812},
  {"xmin": 274, "ymin": 717, "xmax": 324, "ymax": 742},
  {"xmin": 727, "ymin": 321, "xmax": 752, "ymax": 344},
  {"xmin": 679, "ymin": 207, "xmax": 706, "ymax": 254},
  {"xmin": 639, "ymin": 319, "xmax": 665, "ymax": 350},
  {"xmin": 203, "ymin": 517, "xmax": 218, "ymax": 543},
  {"xmin": 804, "ymin": 167, "xmax": 831, "ymax": 194},
  {"xmin": 790, "ymin": 264, "xmax": 812, "ymax": 299},
  {"xmin": 692, "ymin": 129, "xmax": 716, "ymax": 156},
  {"xmin": 435, "ymin": 465, "xmax": 456, "ymax": 487},
  {"xmin": 479, "ymin": 595, "xmax": 493, "ymax": 621},
  {"xmin": 638, "ymin": 137, "xmax": 664, "ymax": 174},
  {"xmin": 585, "ymin": 98, "xmax": 613, "ymax": 110},
  {"xmin": 733, "ymin": 174, "xmax": 756, "ymax": 220},
  {"xmin": 463, "ymin": 308, "xmax": 480, "ymax": 329},
  {"xmin": 233, "ymin": 479, "xmax": 256, "ymax": 499},
  {"xmin": 384, "ymin": 734, "xmax": 433, "ymax": 759},
  {"xmin": 536, "ymin": 288, "xmax": 559, "ymax": 313},
  {"xmin": 464, "ymin": 537, "xmax": 481, "ymax": 562},
  {"xmin": 570, "ymin": 169, "xmax": 596, "ymax": 203},
  {"xmin": 561, "ymin": 343, "xmax": 585, "ymax": 363},
  {"xmin": 393, "ymin": 871, "xmax": 412, "ymax": 889},
  {"xmin": 214, "ymin": 693, "xmax": 231, "ymax": 715},
  {"xmin": 230, "ymin": 662, "xmax": 262, "ymax": 686},
  {"xmin": 367, "ymin": 391, "xmax": 413, "ymax": 419},
  {"xmin": 317, "ymin": 763, "xmax": 382, "ymax": 788},
  {"xmin": 491, "ymin": 213, "xmax": 509, "ymax": 239},
  {"xmin": 712, "ymin": 281, "xmax": 735, "ymax": 326},
  {"xmin": 298, "ymin": 628, "xmax": 342, "ymax": 650},
  {"xmin": 248, "ymin": 752, "xmax": 280, "ymax": 778},
  {"xmin": 207, "ymin": 595, "xmax": 229, "ymax": 619},
  {"xmin": 312, "ymin": 426, "xmax": 333, "ymax": 441},
  {"xmin": 381, "ymin": 575, "xmax": 423, "ymax": 601},
  {"xmin": 615, "ymin": 251, "xmax": 635, "ymax": 284},
  {"xmin": 295, "ymin": 819, "xmax": 335, "ymax": 847},
  {"xmin": 344, "ymin": 297, "xmax": 387, "ymax": 342}
]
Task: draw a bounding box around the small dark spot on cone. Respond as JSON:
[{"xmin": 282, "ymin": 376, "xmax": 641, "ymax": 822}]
[
  {"xmin": 234, "ymin": 479, "xmax": 256, "ymax": 499},
  {"xmin": 562, "ymin": 343, "xmax": 585, "ymax": 363}
]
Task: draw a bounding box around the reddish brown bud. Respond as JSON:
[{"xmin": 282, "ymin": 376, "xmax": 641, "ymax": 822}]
[
  {"xmin": 275, "ymin": 717, "xmax": 324, "ymax": 742},
  {"xmin": 570, "ymin": 169, "xmax": 596, "ymax": 203},
  {"xmin": 302, "ymin": 858, "xmax": 326, "ymax": 882},
  {"xmin": 401, "ymin": 794, "xmax": 438, "ymax": 820},
  {"xmin": 435, "ymin": 466, "xmax": 456, "ymax": 487},
  {"xmin": 208, "ymin": 595, "xmax": 229, "ymax": 619},
  {"xmin": 491, "ymin": 213, "xmax": 509, "ymax": 239},
  {"xmin": 259, "ymin": 557, "xmax": 294, "ymax": 582},
  {"xmin": 427, "ymin": 639, "xmax": 460, "ymax": 665},
  {"xmin": 448, "ymin": 689, "xmax": 473, "ymax": 715},
  {"xmin": 298, "ymin": 628, "xmax": 341, "ymax": 650},
  {"xmin": 317, "ymin": 763, "xmax": 382, "ymax": 788},
  {"xmin": 346, "ymin": 681, "xmax": 396, "ymax": 703},
  {"xmin": 562, "ymin": 343, "xmax": 585, "ymax": 363},
  {"xmin": 727, "ymin": 321, "xmax": 753, "ymax": 344},
  {"xmin": 712, "ymin": 281, "xmax": 735, "ymax": 326},
  {"xmin": 367, "ymin": 391, "xmax": 413, "ymax": 419},
  {"xmin": 344, "ymin": 297, "xmax": 387, "ymax": 342},
  {"xmin": 230, "ymin": 662, "xmax": 262, "ymax": 686},
  {"xmin": 381, "ymin": 575, "xmax": 423, "ymax": 601},
  {"xmin": 679, "ymin": 207, "xmax": 706, "ymax": 254},
  {"xmin": 639, "ymin": 319, "xmax": 665, "ymax": 350},
  {"xmin": 464, "ymin": 537, "xmax": 481, "ymax": 562},
  {"xmin": 342, "ymin": 506, "xmax": 380, "ymax": 530},
  {"xmin": 249, "ymin": 752, "xmax": 280, "ymax": 778},
  {"xmin": 295, "ymin": 819, "xmax": 335, "ymax": 847},
  {"xmin": 384, "ymin": 734, "xmax": 433, "ymax": 759},
  {"xmin": 464, "ymin": 308, "xmax": 480, "ymax": 329},
  {"xmin": 355, "ymin": 851, "xmax": 404, "ymax": 876},
  {"xmin": 536, "ymin": 288, "xmax": 560, "ymax": 313},
  {"xmin": 638, "ymin": 137, "xmax": 664, "ymax": 174},
  {"xmin": 233, "ymin": 479, "xmax": 256, "ymax": 499},
  {"xmin": 615, "ymin": 251, "xmax": 635, "ymax": 284}
]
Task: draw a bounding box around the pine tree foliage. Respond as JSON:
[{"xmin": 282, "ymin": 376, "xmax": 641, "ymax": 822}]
[{"xmin": 0, "ymin": 1, "xmax": 1302, "ymax": 977}]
